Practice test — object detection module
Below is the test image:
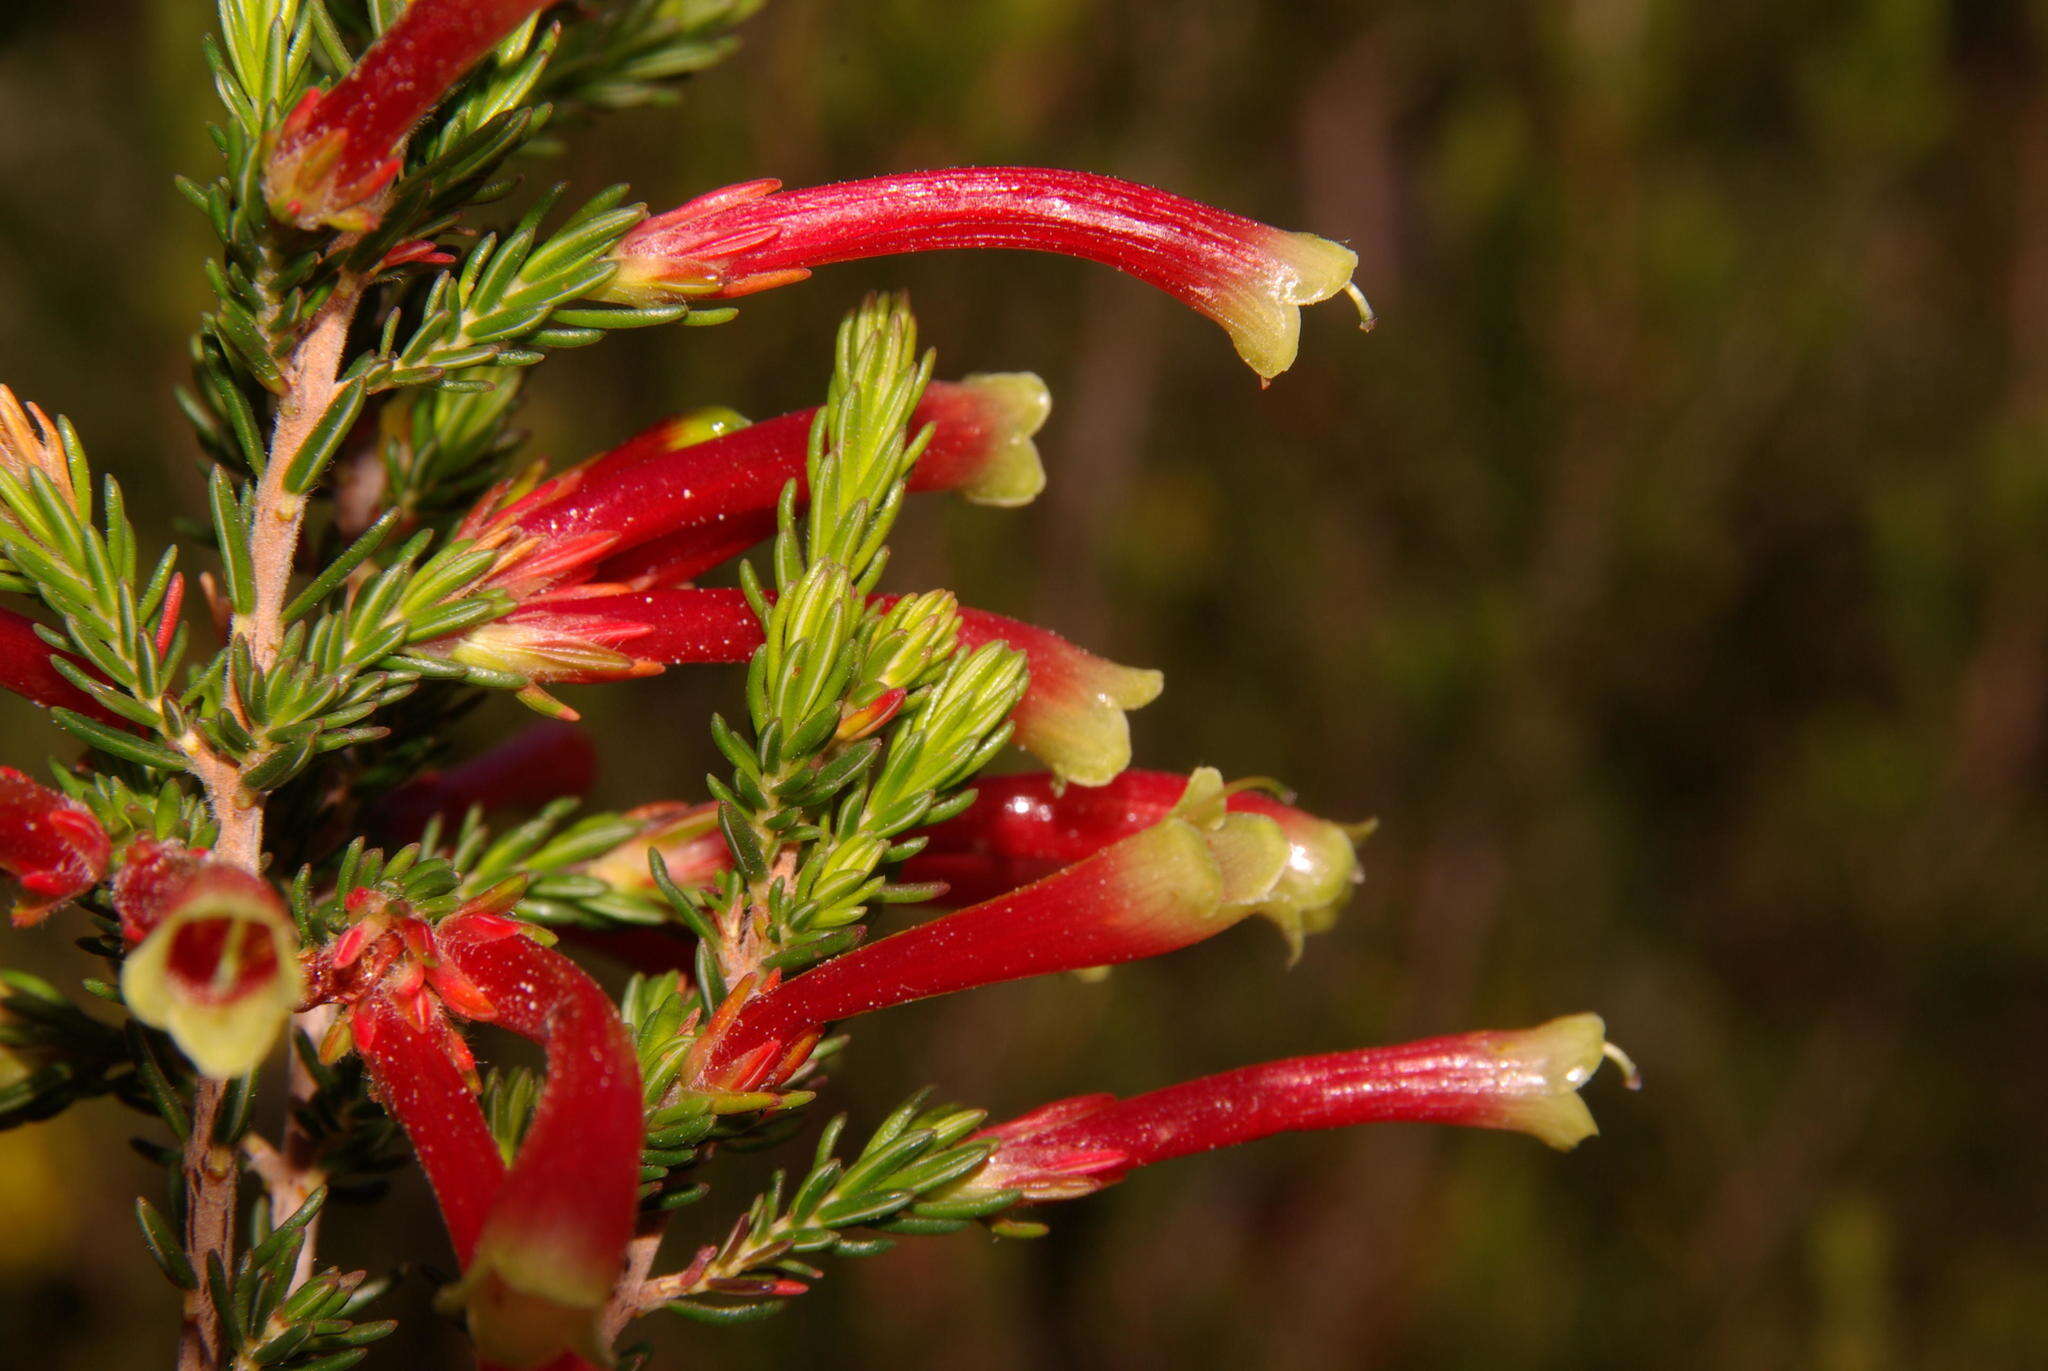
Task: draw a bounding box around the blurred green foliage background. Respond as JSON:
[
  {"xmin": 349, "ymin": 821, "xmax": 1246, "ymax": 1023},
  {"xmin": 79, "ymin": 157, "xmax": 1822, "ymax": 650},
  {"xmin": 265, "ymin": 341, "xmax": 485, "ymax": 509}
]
[{"xmin": 4, "ymin": 0, "xmax": 2047, "ymax": 1368}]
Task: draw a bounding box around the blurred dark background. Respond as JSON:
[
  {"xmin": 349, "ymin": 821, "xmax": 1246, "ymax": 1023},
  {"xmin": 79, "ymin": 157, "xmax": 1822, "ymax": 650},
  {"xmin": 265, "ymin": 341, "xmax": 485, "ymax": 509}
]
[{"xmin": 4, "ymin": 0, "xmax": 2047, "ymax": 1368}]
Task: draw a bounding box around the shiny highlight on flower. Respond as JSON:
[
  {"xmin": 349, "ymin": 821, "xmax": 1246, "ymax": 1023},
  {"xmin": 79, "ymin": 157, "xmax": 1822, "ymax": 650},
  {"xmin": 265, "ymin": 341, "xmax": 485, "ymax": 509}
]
[{"xmin": 607, "ymin": 169, "xmax": 1371, "ymax": 379}]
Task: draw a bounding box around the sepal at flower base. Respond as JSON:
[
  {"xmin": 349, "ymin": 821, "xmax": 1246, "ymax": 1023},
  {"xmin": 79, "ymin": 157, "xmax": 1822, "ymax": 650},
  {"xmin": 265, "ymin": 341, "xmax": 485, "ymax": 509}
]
[
  {"xmin": 115, "ymin": 842, "xmax": 304, "ymax": 1079},
  {"xmin": 0, "ymin": 767, "xmax": 109, "ymax": 927}
]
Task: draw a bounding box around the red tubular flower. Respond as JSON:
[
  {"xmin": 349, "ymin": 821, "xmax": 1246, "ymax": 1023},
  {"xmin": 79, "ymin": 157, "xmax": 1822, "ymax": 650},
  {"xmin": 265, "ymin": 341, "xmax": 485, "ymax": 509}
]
[
  {"xmin": 334, "ymin": 901, "xmax": 638, "ymax": 1368},
  {"xmin": 698, "ymin": 811, "xmax": 1290, "ymax": 1090},
  {"xmin": 906, "ymin": 769, "xmax": 1365, "ymax": 956},
  {"xmin": 508, "ymin": 375, "xmax": 1050, "ymax": 581},
  {"xmin": 265, "ymin": 0, "xmax": 559, "ymax": 230},
  {"xmin": 606, "ymin": 169, "xmax": 1371, "ymax": 380},
  {"xmin": 435, "ymin": 911, "xmax": 642, "ymax": 1370},
  {"xmin": 953, "ymin": 1015, "xmax": 1634, "ymax": 1204},
  {"xmin": 114, "ymin": 841, "xmax": 305, "ymax": 1078},
  {"xmin": 353, "ymin": 988, "xmax": 506, "ymax": 1261},
  {"xmin": 521, "ymin": 587, "xmax": 1161, "ymax": 785},
  {"xmin": 0, "ymin": 767, "xmax": 109, "ymax": 927},
  {"xmin": 377, "ymin": 721, "xmax": 597, "ymax": 842},
  {"xmin": 0, "ymin": 608, "xmax": 134, "ymax": 727}
]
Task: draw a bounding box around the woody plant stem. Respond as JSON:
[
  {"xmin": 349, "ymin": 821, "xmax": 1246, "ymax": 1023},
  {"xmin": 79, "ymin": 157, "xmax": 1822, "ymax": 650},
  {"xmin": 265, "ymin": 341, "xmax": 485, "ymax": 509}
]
[{"xmin": 175, "ymin": 276, "xmax": 364, "ymax": 1371}]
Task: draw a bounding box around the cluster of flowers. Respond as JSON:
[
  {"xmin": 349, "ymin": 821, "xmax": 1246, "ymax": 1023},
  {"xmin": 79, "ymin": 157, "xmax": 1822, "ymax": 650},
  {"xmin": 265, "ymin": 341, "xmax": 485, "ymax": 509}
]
[{"xmin": 1, "ymin": 3, "xmax": 1626, "ymax": 1367}]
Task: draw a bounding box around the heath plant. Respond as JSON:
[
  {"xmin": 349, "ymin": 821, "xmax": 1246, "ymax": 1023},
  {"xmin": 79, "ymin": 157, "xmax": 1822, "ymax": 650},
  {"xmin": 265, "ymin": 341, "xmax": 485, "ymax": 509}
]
[{"xmin": 0, "ymin": 3, "xmax": 1632, "ymax": 1368}]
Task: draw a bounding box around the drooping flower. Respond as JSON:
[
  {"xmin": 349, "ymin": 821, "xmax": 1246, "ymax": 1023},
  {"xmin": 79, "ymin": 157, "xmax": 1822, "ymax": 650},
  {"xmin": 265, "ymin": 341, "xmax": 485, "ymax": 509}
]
[
  {"xmin": 950, "ymin": 1015, "xmax": 1636, "ymax": 1204},
  {"xmin": 605, "ymin": 169, "xmax": 1372, "ymax": 379},
  {"xmin": 435, "ymin": 911, "xmax": 642, "ymax": 1370},
  {"xmin": 506, "ymin": 587, "xmax": 1161, "ymax": 785},
  {"xmin": 907, "ymin": 768, "xmax": 1366, "ymax": 957},
  {"xmin": 332, "ymin": 896, "xmax": 640, "ymax": 1368},
  {"xmin": 696, "ymin": 808, "xmax": 1290, "ymax": 1091},
  {"xmin": 0, "ymin": 768, "xmax": 109, "ymax": 928},
  {"xmin": 351, "ymin": 987, "xmax": 506, "ymax": 1262},
  {"xmin": 265, "ymin": 0, "xmax": 561, "ymax": 231},
  {"xmin": 115, "ymin": 842, "xmax": 305, "ymax": 1079}
]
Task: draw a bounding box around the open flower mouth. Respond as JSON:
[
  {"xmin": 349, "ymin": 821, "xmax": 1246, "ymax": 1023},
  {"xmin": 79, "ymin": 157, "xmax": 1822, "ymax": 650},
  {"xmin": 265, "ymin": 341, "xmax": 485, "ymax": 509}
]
[{"xmin": 163, "ymin": 914, "xmax": 286, "ymax": 1007}]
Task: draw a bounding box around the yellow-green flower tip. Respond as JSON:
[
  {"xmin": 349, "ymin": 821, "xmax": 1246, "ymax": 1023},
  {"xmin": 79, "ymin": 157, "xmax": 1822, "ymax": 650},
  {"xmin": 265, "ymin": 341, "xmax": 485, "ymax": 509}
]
[
  {"xmin": 1215, "ymin": 231, "xmax": 1366, "ymax": 380},
  {"xmin": 1484, "ymin": 1013, "xmax": 1627, "ymax": 1152},
  {"xmin": 955, "ymin": 372, "xmax": 1051, "ymax": 508}
]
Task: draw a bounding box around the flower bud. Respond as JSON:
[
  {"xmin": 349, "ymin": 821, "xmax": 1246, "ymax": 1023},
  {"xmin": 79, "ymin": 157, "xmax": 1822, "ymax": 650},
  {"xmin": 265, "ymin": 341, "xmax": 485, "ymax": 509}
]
[
  {"xmin": 606, "ymin": 169, "xmax": 1371, "ymax": 379},
  {"xmin": 115, "ymin": 843, "xmax": 304, "ymax": 1079},
  {"xmin": 581, "ymin": 801, "xmax": 726, "ymax": 896}
]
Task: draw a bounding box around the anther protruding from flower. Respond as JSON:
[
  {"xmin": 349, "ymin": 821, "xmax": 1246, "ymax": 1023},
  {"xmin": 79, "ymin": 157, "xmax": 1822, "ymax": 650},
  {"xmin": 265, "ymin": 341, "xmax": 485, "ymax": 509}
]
[
  {"xmin": 605, "ymin": 169, "xmax": 1371, "ymax": 379},
  {"xmin": 529, "ymin": 587, "xmax": 1161, "ymax": 784},
  {"xmin": 435, "ymin": 911, "xmax": 642, "ymax": 1370},
  {"xmin": 700, "ymin": 810, "xmax": 1289, "ymax": 1086},
  {"xmin": 951, "ymin": 1015, "xmax": 1632, "ymax": 1204},
  {"xmin": 378, "ymin": 721, "xmax": 597, "ymax": 842},
  {"xmin": 908, "ymin": 768, "xmax": 1366, "ymax": 958},
  {"xmin": 264, "ymin": 0, "xmax": 559, "ymax": 231},
  {"xmin": 114, "ymin": 841, "xmax": 304, "ymax": 1078},
  {"xmin": 505, "ymin": 374, "xmax": 1050, "ymax": 588},
  {"xmin": 0, "ymin": 768, "xmax": 108, "ymax": 928}
]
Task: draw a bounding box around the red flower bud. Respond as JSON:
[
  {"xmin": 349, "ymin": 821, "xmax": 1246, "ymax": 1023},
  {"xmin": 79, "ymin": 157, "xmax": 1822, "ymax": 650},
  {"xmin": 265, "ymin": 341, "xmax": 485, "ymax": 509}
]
[
  {"xmin": 0, "ymin": 767, "xmax": 109, "ymax": 927},
  {"xmin": 265, "ymin": 0, "xmax": 559, "ymax": 230},
  {"xmin": 700, "ymin": 810, "xmax": 1290, "ymax": 1086},
  {"xmin": 607, "ymin": 170, "xmax": 1371, "ymax": 379},
  {"xmin": 114, "ymin": 842, "xmax": 304, "ymax": 1078},
  {"xmin": 907, "ymin": 769, "xmax": 1365, "ymax": 957},
  {"xmin": 957, "ymin": 1015, "xmax": 1634, "ymax": 1203}
]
